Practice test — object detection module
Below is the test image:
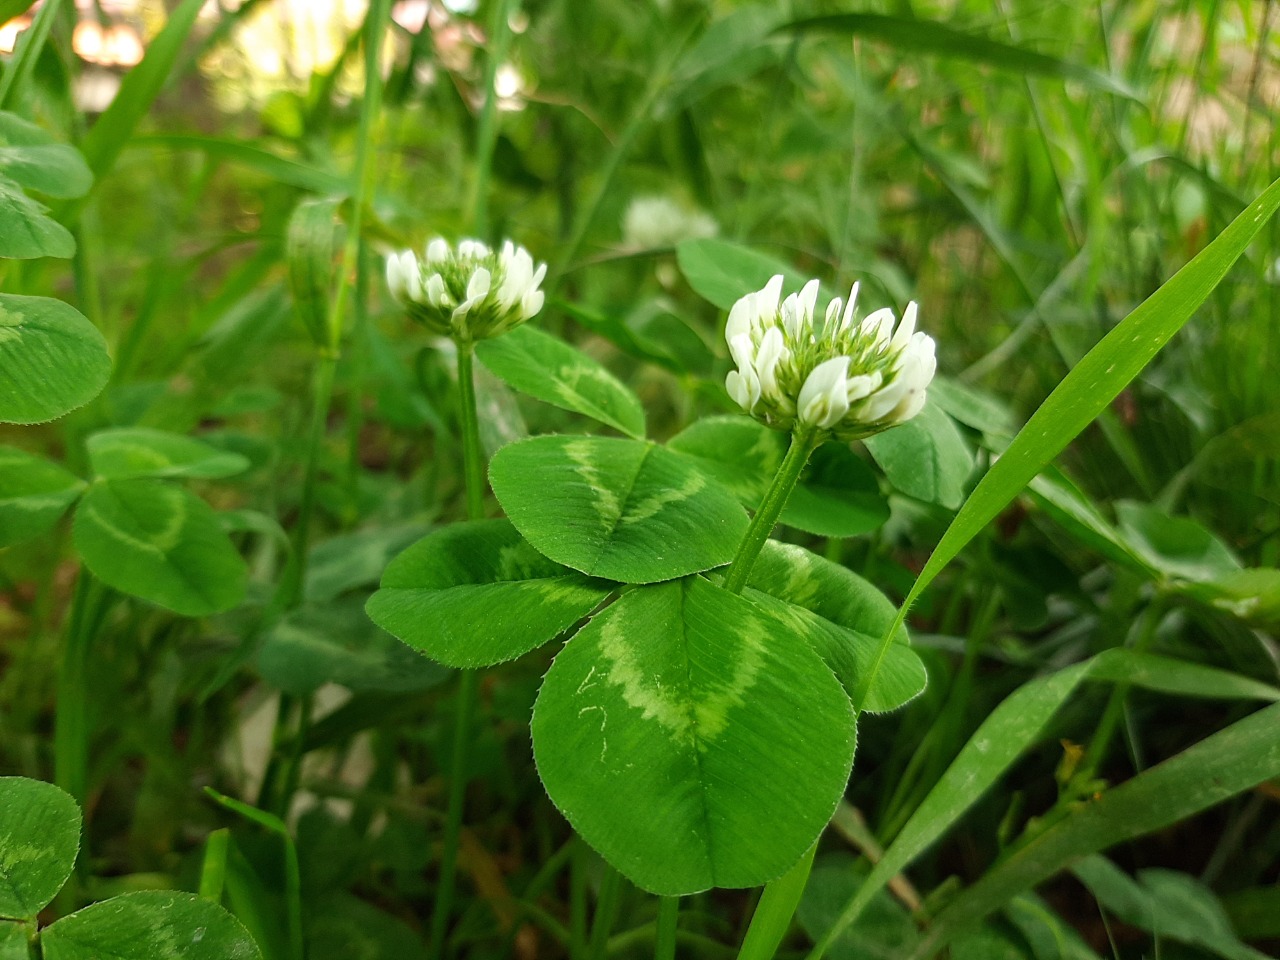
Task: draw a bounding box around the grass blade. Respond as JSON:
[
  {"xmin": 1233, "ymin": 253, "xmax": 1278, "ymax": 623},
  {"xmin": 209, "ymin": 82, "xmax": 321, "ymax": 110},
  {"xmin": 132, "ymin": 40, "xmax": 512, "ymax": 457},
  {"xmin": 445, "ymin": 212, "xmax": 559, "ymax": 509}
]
[
  {"xmin": 777, "ymin": 13, "xmax": 1138, "ymax": 98},
  {"xmin": 910, "ymin": 701, "xmax": 1280, "ymax": 958},
  {"xmin": 854, "ymin": 173, "xmax": 1280, "ymax": 714},
  {"xmin": 78, "ymin": 0, "xmax": 205, "ymax": 182},
  {"xmin": 805, "ymin": 650, "xmax": 1280, "ymax": 959}
]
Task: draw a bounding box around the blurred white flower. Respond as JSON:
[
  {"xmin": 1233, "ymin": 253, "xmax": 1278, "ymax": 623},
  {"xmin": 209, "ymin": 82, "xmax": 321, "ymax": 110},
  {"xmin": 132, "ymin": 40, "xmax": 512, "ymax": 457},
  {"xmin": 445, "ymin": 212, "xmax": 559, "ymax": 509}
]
[
  {"xmin": 724, "ymin": 274, "xmax": 936, "ymax": 439},
  {"xmin": 622, "ymin": 196, "xmax": 718, "ymax": 250},
  {"xmin": 386, "ymin": 237, "xmax": 546, "ymax": 341}
]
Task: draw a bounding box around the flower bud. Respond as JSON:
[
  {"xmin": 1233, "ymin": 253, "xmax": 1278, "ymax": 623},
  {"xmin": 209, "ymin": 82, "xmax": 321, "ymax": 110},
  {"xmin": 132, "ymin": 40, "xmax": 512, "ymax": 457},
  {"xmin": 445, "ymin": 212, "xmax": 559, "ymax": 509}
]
[
  {"xmin": 385, "ymin": 237, "xmax": 547, "ymax": 342},
  {"xmin": 723, "ymin": 274, "xmax": 936, "ymax": 440}
]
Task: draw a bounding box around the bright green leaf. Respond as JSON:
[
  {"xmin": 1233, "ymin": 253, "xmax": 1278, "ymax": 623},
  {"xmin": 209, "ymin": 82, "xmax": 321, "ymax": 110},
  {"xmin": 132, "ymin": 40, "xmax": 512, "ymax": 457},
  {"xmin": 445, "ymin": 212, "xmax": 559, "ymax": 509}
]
[
  {"xmin": 0, "ymin": 921, "xmax": 30, "ymax": 960},
  {"xmin": 0, "ymin": 112, "xmax": 92, "ymax": 199},
  {"xmin": 260, "ymin": 599, "xmax": 449, "ymax": 694},
  {"xmin": 532, "ymin": 576, "xmax": 855, "ymax": 895},
  {"xmin": 1185, "ymin": 568, "xmax": 1280, "ymax": 626},
  {"xmin": 476, "ymin": 325, "xmax": 646, "ymax": 438},
  {"xmin": 0, "ymin": 294, "xmax": 111, "ymax": 424},
  {"xmin": 676, "ymin": 238, "xmax": 811, "ymax": 311},
  {"xmin": 41, "ymin": 890, "xmax": 262, "ymax": 960},
  {"xmin": 743, "ymin": 541, "xmax": 925, "ymax": 713},
  {"xmin": 86, "ymin": 427, "xmax": 250, "ymax": 481},
  {"xmin": 489, "ymin": 435, "xmax": 748, "ymax": 583},
  {"xmin": 1071, "ymin": 857, "xmax": 1268, "ymax": 960},
  {"xmin": 0, "ymin": 175, "xmax": 74, "ymax": 259},
  {"xmin": 73, "ymin": 480, "xmax": 247, "ymax": 617},
  {"xmin": 668, "ymin": 417, "xmax": 890, "ymax": 537},
  {"xmin": 1114, "ymin": 500, "xmax": 1240, "ymax": 583},
  {"xmin": 365, "ymin": 519, "xmax": 613, "ymax": 668},
  {"xmin": 0, "ymin": 446, "xmax": 85, "ymax": 547},
  {"xmin": 863, "ymin": 402, "xmax": 973, "ymax": 509},
  {"xmin": 0, "ymin": 777, "xmax": 81, "ymax": 919}
]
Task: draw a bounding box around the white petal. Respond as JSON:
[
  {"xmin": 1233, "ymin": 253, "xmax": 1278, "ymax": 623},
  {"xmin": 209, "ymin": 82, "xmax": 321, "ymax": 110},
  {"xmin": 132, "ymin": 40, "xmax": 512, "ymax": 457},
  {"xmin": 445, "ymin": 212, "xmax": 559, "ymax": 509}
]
[
  {"xmin": 797, "ymin": 356, "xmax": 851, "ymax": 429},
  {"xmin": 467, "ymin": 266, "xmax": 492, "ymax": 302},
  {"xmin": 386, "ymin": 251, "xmax": 414, "ymax": 301},
  {"xmin": 728, "ymin": 332, "xmax": 756, "ymax": 371},
  {"xmin": 844, "ymin": 371, "xmax": 881, "ymax": 403},
  {"xmin": 890, "ymin": 301, "xmax": 918, "ymax": 352},
  {"xmin": 824, "ymin": 297, "xmax": 843, "ymax": 335},
  {"xmin": 425, "ymin": 238, "xmax": 450, "ymax": 263},
  {"xmin": 859, "ymin": 374, "xmax": 911, "ymax": 422},
  {"xmin": 859, "ymin": 307, "xmax": 896, "ymax": 348},
  {"xmin": 797, "ymin": 279, "xmax": 820, "ymax": 322},
  {"xmin": 726, "ymin": 293, "xmax": 755, "ymax": 343},
  {"xmin": 755, "ymin": 326, "xmax": 787, "ymax": 400},
  {"xmin": 726, "ymin": 368, "xmax": 761, "ymax": 411},
  {"xmin": 840, "ymin": 282, "xmax": 860, "ymax": 331},
  {"xmin": 425, "ymin": 273, "xmax": 449, "ymax": 306},
  {"xmin": 755, "ymin": 274, "xmax": 784, "ymax": 322},
  {"xmin": 521, "ymin": 289, "xmax": 545, "ymax": 319}
]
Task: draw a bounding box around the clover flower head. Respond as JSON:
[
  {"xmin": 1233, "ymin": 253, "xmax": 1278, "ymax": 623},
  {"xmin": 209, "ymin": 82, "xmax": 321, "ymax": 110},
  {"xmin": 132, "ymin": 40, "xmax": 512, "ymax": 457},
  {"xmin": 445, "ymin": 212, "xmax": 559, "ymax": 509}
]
[
  {"xmin": 724, "ymin": 274, "xmax": 936, "ymax": 440},
  {"xmin": 385, "ymin": 237, "xmax": 547, "ymax": 342},
  {"xmin": 622, "ymin": 195, "xmax": 718, "ymax": 250}
]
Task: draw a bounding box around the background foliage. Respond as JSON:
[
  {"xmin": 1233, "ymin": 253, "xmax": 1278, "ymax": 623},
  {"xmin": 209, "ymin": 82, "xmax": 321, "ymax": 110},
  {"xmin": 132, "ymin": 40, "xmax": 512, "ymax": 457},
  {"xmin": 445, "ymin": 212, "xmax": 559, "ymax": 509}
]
[{"xmin": 1, "ymin": 0, "xmax": 1279, "ymax": 957}]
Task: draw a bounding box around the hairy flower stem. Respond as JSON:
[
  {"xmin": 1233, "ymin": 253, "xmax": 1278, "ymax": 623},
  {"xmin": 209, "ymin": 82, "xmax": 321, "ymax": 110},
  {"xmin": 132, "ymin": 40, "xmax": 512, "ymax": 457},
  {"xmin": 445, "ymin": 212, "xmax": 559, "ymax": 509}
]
[
  {"xmin": 722, "ymin": 429, "xmax": 819, "ymax": 595},
  {"xmin": 455, "ymin": 343, "xmax": 487, "ymax": 521},
  {"xmin": 428, "ymin": 341, "xmax": 487, "ymax": 960},
  {"xmin": 726, "ymin": 430, "xmax": 821, "ymax": 959},
  {"xmin": 736, "ymin": 844, "xmax": 818, "ymax": 960}
]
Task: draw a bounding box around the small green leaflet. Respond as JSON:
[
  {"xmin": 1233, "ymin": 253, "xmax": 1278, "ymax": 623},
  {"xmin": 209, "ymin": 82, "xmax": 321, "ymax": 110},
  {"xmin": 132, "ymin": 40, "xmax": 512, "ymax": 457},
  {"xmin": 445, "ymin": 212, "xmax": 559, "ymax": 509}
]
[
  {"xmin": 0, "ymin": 777, "xmax": 81, "ymax": 920},
  {"xmin": 533, "ymin": 576, "xmax": 855, "ymax": 895},
  {"xmin": 489, "ymin": 435, "xmax": 748, "ymax": 583},
  {"xmin": 743, "ymin": 541, "xmax": 926, "ymax": 713},
  {"xmin": 676, "ymin": 238, "xmax": 814, "ymax": 310},
  {"xmin": 86, "ymin": 427, "xmax": 250, "ymax": 481},
  {"xmin": 0, "ymin": 446, "xmax": 85, "ymax": 547},
  {"xmin": 73, "ymin": 479, "xmax": 247, "ymax": 617},
  {"xmin": 261, "ymin": 599, "xmax": 449, "ymax": 694},
  {"xmin": 0, "ymin": 922, "xmax": 29, "ymax": 960},
  {"xmin": 366, "ymin": 519, "xmax": 613, "ymax": 668},
  {"xmin": 667, "ymin": 417, "xmax": 889, "ymax": 538},
  {"xmin": 0, "ymin": 294, "xmax": 111, "ymax": 424},
  {"xmin": 476, "ymin": 325, "xmax": 646, "ymax": 439},
  {"xmin": 863, "ymin": 401, "xmax": 973, "ymax": 509},
  {"xmin": 0, "ymin": 111, "xmax": 92, "ymax": 199},
  {"xmin": 41, "ymin": 891, "xmax": 262, "ymax": 960},
  {"xmin": 0, "ymin": 175, "xmax": 74, "ymax": 259}
]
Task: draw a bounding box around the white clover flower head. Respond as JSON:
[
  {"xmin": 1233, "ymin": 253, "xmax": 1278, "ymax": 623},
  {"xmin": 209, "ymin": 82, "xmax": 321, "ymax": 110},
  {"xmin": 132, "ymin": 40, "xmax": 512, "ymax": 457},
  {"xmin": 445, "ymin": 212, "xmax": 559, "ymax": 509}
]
[
  {"xmin": 723, "ymin": 274, "xmax": 936, "ymax": 440},
  {"xmin": 622, "ymin": 195, "xmax": 719, "ymax": 250},
  {"xmin": 384, "ymin": 236, "xmax": 547, "ymax": 341}
]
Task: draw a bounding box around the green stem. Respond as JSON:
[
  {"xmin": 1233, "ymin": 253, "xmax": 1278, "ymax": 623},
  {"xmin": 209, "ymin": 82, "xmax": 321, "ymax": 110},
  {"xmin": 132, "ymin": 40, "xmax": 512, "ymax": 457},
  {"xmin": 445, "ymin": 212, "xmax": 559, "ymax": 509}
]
[
  {"xmin": 736, "ymin": 844, "xmax": 817, "ymax": 960},
  {"xmin": 428, "ymin": 668, "xmax": 479, "ymax": 960},
  {"xmin": 654, "ymin": 897, "xmax": 679, "ymax": 960},
  {"xmin": 1076, "ymin": 596, "xmax": 1167, "ymax": 784},
  {"xmin": 587, "ymin": 865, "xmax": 624, "ymax": 960},
  {"xmin": 198, "ymin": 829, "xmax": 230, "ymax": 902},
  {"xmin": 722, "ymin": 429, "xmax": 818, "ymax": 595},
  {"xmin": 278, "ymin": 353, "xmax": 339, "ymax": 610},
  {"xmin": 55, "ymin": 571, "xmax": 107, "ymax": 805},
  {"xmin": 455, "ymin": 341, "xmax": 487, "ymax": 520}
]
